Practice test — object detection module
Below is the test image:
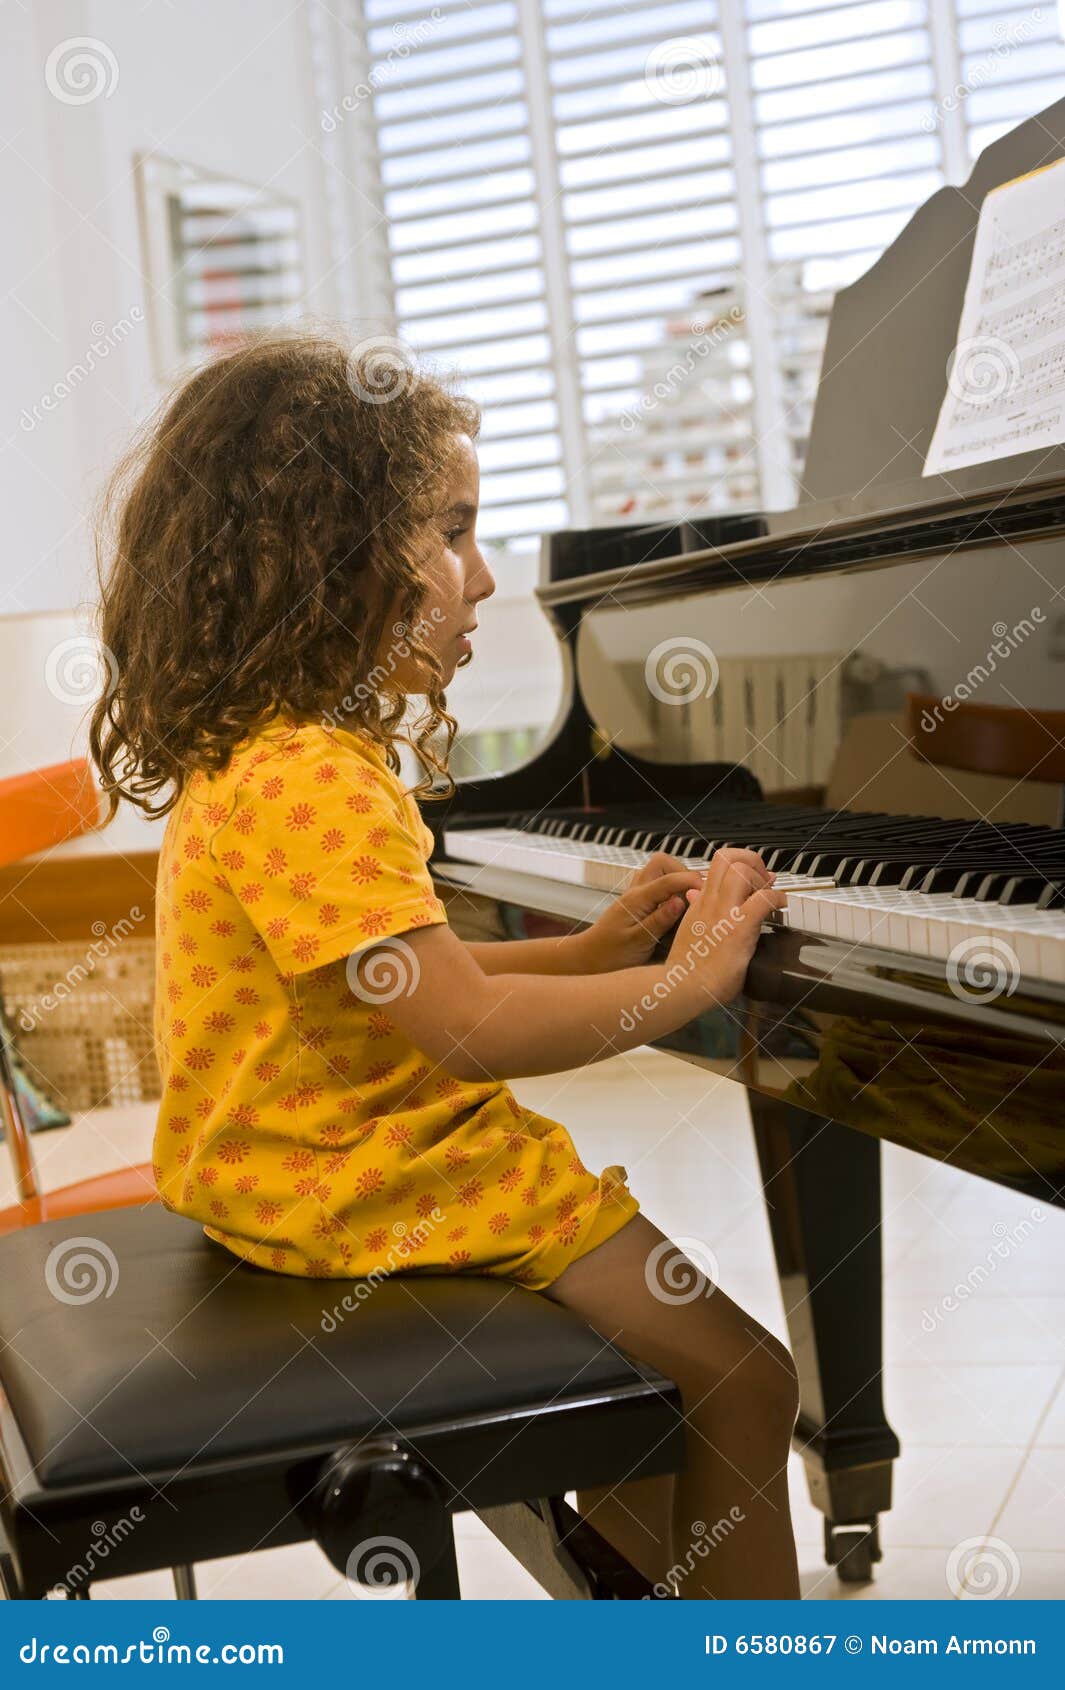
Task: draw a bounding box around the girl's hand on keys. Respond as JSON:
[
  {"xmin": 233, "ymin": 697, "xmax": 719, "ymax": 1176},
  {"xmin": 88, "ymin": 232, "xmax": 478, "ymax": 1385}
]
[{"xmin": 666, "ymin": 847, "xmax": 787, "ymax": 1008}]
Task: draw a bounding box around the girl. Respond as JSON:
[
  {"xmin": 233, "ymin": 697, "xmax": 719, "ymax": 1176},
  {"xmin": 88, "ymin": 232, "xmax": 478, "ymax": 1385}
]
[{"xmin": 90, "ymin": 333, "xmax": 799, "ymax": 1600}]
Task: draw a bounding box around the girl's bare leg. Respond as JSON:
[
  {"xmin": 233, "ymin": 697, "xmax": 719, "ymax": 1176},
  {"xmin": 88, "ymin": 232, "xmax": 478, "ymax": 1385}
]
[{"xmin": 541, "ymin": 1212, "xmax": 800, "ymax": 1599}]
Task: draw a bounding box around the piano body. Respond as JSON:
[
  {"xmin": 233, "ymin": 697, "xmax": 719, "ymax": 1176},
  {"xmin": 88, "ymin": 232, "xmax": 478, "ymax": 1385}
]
[{"xmin": 429, "ymin": 99, "xmax": 1065, "ymax": 1581}]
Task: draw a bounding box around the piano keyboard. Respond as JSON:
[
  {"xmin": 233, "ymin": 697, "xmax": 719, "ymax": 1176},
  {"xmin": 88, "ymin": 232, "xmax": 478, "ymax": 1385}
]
[
  {"xmin": 443, "ymin": 813, "xmax": 1065, "ymax": 987},
  {"xmin": 442, "ymin": 826, "xmax": 838, "ymax": 896}
]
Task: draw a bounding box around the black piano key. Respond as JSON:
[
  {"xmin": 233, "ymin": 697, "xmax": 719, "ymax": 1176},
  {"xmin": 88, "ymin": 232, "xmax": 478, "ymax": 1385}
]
[
  {"xmin": 998, "ymin": 875, "xmax": 1051, "ymax": 907},
  {"xmin": 805, "ymin": 851, "xmax": 855, "ymax": 877},
  {"xmin": 954, "ymin": 870, "xmax": 998, "ymax": 899},
  {"xmin": 970, "ymin": 874, "xmax": 1010, "ymax": 902}
]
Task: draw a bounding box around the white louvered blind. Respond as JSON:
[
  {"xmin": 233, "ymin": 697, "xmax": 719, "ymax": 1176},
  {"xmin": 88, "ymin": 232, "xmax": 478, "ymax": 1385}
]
[
  {"xmin": 367, "ymin": 0, "xmax": 567, "ymax": 546},
  {"xmin": 750, "ymin": 0, "xmax": 942, "ymax": 292},
  {"xmin": 342, "ymin": 0, "xmax": 1065, "ymax": 537},
  {"xmin": 545, "ymin": 0, "xmax": 760, "ymax": 520},
  {"xmin": 747, "ymin": 0, "xmax": 943, "ymax": 494},
  {"xmin": 955, "ymin": 0, "xmax": 1065, "ymax": 158}
]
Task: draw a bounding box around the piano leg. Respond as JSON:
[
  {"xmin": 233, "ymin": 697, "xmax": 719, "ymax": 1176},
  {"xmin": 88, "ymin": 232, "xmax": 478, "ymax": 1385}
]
[{"xmin": 748, "ymin": 1093, "xmax": 901, "ymax": 1584}]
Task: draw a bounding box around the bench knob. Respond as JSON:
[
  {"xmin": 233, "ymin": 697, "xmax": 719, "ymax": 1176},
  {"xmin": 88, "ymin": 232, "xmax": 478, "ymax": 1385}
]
[{"xmin": 310, "ymin": 1439, "xmax": 450, "ymax": 1592}]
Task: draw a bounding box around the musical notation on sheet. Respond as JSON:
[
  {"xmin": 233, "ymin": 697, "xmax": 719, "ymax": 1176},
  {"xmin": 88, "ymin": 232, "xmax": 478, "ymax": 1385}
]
[{"xmin": 924, "ymin": 157, "xmax": 1065, "ymax": 476}]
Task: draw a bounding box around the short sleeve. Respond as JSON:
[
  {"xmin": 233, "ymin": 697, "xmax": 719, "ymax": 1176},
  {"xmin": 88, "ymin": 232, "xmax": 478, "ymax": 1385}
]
[{"xmin": 210, "ymin": 729, "xmax": 447, "ymax": 974}]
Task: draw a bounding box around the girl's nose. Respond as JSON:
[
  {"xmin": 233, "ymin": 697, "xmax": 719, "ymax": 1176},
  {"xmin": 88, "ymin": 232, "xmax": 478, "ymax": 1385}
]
[{"xmin": 469, "ymin": 550, "xmax": 495, "ymax": 604}]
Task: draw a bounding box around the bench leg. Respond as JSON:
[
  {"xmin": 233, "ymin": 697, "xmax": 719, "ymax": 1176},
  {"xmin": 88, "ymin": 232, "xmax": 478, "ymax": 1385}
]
[
  {"xmin": 172, "ymin": 1565, "xmax": 197, "ymax": 1599},
  {"xmin": 410, "ymin": 1522, "xmax": 460, "ymax": 1599}
]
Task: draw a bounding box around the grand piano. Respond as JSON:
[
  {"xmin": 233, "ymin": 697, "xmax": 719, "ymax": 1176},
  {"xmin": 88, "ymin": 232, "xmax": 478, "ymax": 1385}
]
[{"xmin": 427, "ymin": 98, "xmax": 1065, "ymax": 1582}]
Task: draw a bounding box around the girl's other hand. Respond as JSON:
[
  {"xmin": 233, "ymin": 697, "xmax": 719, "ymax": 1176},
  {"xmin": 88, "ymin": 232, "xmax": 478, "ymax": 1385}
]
[
  {"xmin": 666, "ymin": 847, "xmax": 787, "ymax": 1008},
  {"xmin": 575, "ymin": 850, "xmax": 704, "ymax": 972}
]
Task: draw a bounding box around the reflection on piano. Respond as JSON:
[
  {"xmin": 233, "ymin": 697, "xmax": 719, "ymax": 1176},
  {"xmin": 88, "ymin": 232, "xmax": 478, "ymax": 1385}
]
[{"xmin": 428, "ymin": 98, "xmax": 1065, "ymax": 1582}]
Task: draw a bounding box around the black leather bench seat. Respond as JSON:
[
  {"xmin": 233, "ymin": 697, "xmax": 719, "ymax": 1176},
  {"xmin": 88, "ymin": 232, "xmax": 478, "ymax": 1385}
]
[{"xmin": 0, "ymin": 1206, "xmax": 681, "ymax": 1595}]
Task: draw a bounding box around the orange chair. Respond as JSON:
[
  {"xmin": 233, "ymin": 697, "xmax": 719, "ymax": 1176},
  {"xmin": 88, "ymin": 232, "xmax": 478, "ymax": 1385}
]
[{"xmin": 0, "ymin": 759, "xmax": 158, "ymax": 1235}]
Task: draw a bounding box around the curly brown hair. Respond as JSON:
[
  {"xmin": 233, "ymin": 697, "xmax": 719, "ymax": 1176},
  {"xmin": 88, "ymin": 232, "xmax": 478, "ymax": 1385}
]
[{"xmin": 89, "ymin": 330, "xmax": 480, "ymax": 819}]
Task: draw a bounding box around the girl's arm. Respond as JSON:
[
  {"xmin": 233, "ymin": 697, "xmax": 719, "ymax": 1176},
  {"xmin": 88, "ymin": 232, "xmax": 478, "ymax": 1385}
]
[
  {"xmin": 358, "ymin": 849, "xmax": 785, "ymax": 1079},
  {"xmin": 466, "ymin": 936, "xmax": 591, "ymax": 976}
]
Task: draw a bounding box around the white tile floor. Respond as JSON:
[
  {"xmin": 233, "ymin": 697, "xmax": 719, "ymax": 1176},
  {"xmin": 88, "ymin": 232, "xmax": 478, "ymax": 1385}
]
[{"xmin": 4, "ymin": 1048, "xmax": 1064, "ymax": 1601}]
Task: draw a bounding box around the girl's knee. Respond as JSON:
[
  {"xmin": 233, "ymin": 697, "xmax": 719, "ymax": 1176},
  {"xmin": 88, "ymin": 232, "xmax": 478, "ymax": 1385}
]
[
  {"xmin": 748, "ymin": 1332, "xmax": 800, "ymax": 1431},
  {"xmin": 680, "ymin": 1322, "xmax": 799, "ymax": 1437}
]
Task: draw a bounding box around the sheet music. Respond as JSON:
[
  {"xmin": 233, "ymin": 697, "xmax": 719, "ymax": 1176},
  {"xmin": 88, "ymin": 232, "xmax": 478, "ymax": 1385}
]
[{"xmin": 924, "ymin": 157, "xmax": 1065, "ymax": 475}]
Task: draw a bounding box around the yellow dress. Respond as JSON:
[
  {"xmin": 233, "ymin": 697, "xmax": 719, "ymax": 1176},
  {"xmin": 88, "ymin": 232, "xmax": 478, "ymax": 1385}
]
[{"xmin": 152, "ymin": 717, "xmax": 638, "ymax": 1287}]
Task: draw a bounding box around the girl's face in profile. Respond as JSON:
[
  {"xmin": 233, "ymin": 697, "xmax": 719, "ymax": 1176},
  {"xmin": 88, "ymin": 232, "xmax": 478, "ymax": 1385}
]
[{"xmin": 392, "ymin": 432, "xmax": 496, "ymax": 690}]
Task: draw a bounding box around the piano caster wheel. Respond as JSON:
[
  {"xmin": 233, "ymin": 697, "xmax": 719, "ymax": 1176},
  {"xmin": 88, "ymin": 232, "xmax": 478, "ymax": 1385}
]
[
  {"xmin": 309, "ymin": 1438, "xmax": 451, "ymax": 1593},
  {"xmin": 825, "ymin": 1519, "xmax": 881, "ymax": 1585}
]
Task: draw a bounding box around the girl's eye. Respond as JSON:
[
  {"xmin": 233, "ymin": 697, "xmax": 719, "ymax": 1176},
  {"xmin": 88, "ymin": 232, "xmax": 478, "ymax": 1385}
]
[{"xmin": 445, "ymin": 526, "xmax": 467, "ymax": 545}]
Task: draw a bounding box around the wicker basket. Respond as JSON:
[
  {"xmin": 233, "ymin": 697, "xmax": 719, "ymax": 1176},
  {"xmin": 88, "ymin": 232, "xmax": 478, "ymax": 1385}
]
[{"xmin": 0, "ymin": 939, "xmax": 160, "ymax": 1112}]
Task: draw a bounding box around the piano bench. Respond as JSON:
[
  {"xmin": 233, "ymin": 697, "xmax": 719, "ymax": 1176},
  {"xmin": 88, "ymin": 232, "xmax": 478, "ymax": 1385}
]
[{"xmin": 0, "ymin": 1206, "xmax": 683, "ymax": 1601}]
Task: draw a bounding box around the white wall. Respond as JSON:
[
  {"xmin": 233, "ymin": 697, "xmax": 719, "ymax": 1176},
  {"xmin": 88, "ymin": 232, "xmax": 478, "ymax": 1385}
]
[{"xmin": 1, "ymin": 0, "xmax": 343, "ymax": 621}]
